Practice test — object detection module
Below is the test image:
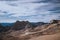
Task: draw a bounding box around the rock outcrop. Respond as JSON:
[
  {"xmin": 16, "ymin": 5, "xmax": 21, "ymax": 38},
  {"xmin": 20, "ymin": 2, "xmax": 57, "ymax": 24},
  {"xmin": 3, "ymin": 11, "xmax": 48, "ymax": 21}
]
[
  {"xmin": 50, "ymin": 20, "xmax": 60, "ymax": 24},
  {"xmin": 12, "ymin": 21, "xmax": 30, "ymax": 30}
]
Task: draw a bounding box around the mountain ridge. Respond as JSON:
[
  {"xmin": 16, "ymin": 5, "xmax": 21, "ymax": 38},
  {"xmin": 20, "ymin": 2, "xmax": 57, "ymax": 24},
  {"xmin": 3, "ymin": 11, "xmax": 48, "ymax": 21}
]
[{"xmin": 0, "ymin": 20, "xmax": 60, "ymax": 40}]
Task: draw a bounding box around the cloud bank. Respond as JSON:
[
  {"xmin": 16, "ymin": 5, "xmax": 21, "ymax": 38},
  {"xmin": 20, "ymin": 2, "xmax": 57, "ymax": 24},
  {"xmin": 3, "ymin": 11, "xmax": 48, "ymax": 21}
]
[{"xmin": 0, "ymin": 0, "xmax": 60, "ymax": 23}]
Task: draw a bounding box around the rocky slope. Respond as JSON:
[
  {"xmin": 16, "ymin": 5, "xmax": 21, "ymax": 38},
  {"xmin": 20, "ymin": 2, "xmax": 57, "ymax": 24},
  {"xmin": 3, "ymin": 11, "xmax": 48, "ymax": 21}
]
[
  {"xmin": 29, "ymin": 33, "xmax": 60, "ymax": 40},
  {"xmin": 0, "ymin": 20, "xmax": 60, "ymax": 40}
]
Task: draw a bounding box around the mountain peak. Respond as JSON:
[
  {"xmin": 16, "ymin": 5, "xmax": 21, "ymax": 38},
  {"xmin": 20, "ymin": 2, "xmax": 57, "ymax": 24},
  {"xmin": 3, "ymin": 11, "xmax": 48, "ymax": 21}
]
[{"xmin": 12, "ymin": 21, "xmax": 30, "ymax": 30}]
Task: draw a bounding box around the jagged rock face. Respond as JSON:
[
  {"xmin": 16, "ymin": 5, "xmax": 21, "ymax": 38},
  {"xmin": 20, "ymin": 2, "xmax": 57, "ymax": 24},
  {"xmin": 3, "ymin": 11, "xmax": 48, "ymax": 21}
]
[
  {"xmin": 50, "ymin": 20, "xmax": 60, "ymax": 24},
  {"xmin": 11, "ymin": 20, "xmax": 46, "ymax": 31},
  {"xmin": 12, "ymin": 21, "xmax": 31, "ymax": 30}
]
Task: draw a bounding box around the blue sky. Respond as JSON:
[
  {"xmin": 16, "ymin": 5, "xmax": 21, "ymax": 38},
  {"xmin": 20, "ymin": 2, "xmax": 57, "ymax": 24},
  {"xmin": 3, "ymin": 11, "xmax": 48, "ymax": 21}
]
[{"xmin": 0, "ymin": 0, "xmax": 60, "ymax": 23}]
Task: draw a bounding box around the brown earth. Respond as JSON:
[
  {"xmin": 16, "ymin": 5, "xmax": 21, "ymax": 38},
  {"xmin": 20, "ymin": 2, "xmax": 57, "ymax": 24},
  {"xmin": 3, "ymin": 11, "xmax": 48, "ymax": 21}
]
[{"xmin": 29, "ymin": 33, "xmax": 60, "ymax": 40}]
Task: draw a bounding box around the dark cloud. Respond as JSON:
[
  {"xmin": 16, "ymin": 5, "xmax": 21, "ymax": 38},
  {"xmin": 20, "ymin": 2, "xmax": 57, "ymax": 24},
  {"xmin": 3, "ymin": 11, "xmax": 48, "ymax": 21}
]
[
  {"xmin": 49, "ymin": 7, "xmax": 60, "ymax": 11},
  {"xmin": 2, "ymin": 11, "xmax": 8, "ymax": 14},
  {"xmin": 0, "ymin": 10, "xmax": 8, "ymax": 14},
  {"xmin": 53, "ymin": 11, "xmax": 60, "ymax": 13},
  {"xmin": 49, "ymin": 7, "xmax": 60, "ymax": 13},
  {"xmin": 31, "ymin": 0, "xmax": 60, "ymax": 3},
  {"xmin": 0, "ymin": 14, "xmax": 13, "ymax": 17},
  {"xmin": 8, "ymin": 3, "xmax": 18, "ymax": 6},
  {"xmin": 0, "ymin": 10, "xmax": 15, "ymax": 17}
]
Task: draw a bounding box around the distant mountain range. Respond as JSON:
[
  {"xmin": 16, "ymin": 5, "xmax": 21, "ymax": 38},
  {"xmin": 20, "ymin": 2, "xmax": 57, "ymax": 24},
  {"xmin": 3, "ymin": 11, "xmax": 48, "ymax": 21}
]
[
  {"xmin": 0, "ymin": 21, "xmax": 47, "ymax": 27},
  {"xmin": 0, "ymin": 23, "xmax": 14, "ymax": 27}
]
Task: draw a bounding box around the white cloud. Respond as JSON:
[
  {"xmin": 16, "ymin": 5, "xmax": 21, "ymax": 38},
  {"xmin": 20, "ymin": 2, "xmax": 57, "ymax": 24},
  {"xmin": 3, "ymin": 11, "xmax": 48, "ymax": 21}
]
[
  {"xmin": 0, "ymin": 1, "xmax": 47, "ymax": 17},
  {"xmin": 0, "ymin": 19, "xmax": 16, "ymax": 23},
  {"xmin": 0, "ymin": 0, "xmax": 60, "ymax": 22}
]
